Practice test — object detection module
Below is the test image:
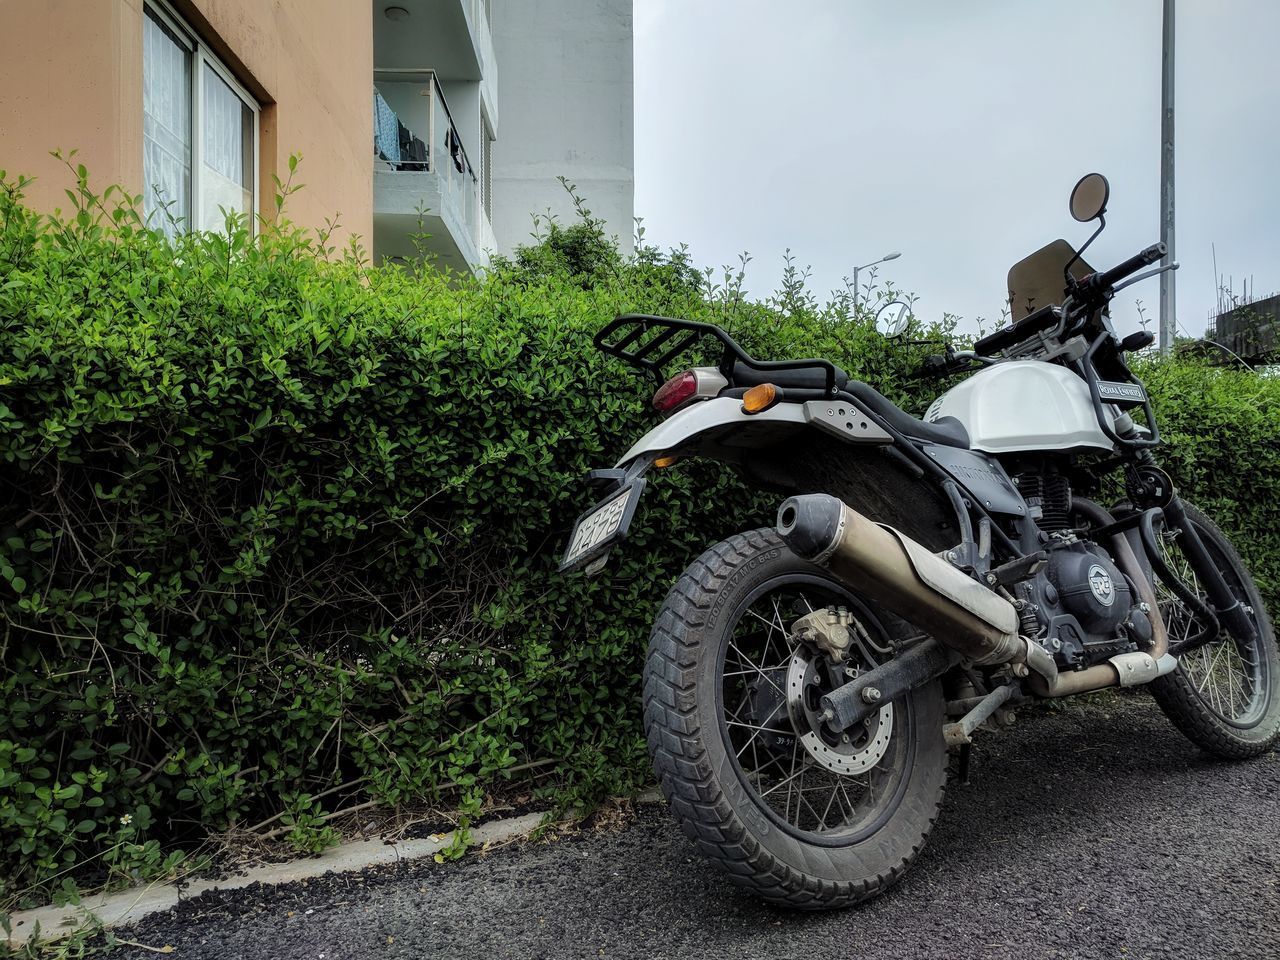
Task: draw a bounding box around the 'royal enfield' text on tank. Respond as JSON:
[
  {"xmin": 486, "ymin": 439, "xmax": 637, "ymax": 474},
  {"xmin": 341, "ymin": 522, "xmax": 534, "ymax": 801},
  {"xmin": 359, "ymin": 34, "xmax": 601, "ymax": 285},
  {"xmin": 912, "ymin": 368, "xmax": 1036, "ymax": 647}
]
[{"xmin": 558, "ymin": 174, "xmax": 1279, "ymax": 909}]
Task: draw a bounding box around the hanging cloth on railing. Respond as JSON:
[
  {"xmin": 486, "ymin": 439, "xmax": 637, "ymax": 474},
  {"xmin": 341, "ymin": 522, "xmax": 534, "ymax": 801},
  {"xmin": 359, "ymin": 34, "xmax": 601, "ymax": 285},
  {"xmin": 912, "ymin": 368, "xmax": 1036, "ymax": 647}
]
[
  {"xmin": 403, "ymin": 135, "xmax": 427, "ymax": 168},
  {"xmin": 373, "ymin": 89, "xmax": 400, "ymax": 163},
  {"xmin": 446, "ymin": 128, "xmax": 464, "ymax": 173}
]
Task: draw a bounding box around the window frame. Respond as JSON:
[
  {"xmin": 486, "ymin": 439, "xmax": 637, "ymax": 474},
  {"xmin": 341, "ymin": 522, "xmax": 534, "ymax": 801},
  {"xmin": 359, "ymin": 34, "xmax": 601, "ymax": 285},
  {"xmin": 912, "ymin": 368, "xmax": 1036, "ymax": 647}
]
[{"xmin": 143, "ymin": 0, "xmax": 261, "ymax": 234}]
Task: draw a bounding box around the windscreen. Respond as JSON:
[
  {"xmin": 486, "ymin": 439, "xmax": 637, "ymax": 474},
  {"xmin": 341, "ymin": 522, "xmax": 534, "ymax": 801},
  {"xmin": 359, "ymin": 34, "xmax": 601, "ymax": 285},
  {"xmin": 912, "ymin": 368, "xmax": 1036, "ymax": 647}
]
[{"xmin": 1007, "ymin": 239, "xmax": 1095, "ymax": 321}]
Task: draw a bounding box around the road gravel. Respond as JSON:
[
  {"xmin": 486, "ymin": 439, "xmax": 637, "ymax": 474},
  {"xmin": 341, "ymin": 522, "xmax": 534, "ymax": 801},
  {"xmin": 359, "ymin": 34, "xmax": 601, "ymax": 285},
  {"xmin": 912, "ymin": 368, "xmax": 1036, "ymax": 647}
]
[{"xmin": 106, "ymin": 691, "xmax": 1280, "ymax": 960}]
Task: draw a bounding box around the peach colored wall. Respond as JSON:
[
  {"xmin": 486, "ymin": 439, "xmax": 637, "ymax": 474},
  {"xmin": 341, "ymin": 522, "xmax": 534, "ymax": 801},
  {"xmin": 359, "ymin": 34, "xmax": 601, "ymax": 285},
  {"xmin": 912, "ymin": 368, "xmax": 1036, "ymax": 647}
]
[
  {"xmin": 180, "ymin": 0, "xmax": 373, "ymax": 246},
  {"xmin": 0, "ymin": 0, "xmax": 372, "ymax": 248},
  {"xmin": 0, "ymin": 0, "xmax": 144, "ymax": 215}
]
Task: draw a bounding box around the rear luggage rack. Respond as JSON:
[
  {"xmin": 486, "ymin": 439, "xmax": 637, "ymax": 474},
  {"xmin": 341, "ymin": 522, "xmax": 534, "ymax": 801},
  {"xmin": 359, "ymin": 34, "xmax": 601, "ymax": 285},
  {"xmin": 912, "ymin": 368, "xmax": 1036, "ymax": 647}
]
[{"xmin": 593, "ymin": 313, "xmax": 839, "ymax": 395}]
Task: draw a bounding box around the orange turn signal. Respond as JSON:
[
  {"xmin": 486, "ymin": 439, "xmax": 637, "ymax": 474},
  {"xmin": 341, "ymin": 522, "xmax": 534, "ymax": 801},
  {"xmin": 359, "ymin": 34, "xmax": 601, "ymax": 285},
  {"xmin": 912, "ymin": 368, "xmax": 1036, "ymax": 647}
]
[
  {"xmin": 741, "ymin": 382, "xmax": 780, "ymax": 414},
  {"xmin": 654, "ymin": 455, "xmax": 680, "ymax": 468}
]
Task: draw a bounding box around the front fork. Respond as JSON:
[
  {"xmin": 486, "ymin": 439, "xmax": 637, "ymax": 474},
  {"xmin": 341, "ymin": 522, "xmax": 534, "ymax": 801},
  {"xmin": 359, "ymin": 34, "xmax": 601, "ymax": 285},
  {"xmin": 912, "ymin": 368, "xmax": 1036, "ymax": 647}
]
[
  {"xmin": 1129, "ymin": 456, "xmax": 1255, "ymax": 654},
  {"xmin": 1160, "ymin": 497, "xmax": 1255, "ymax": 649}
]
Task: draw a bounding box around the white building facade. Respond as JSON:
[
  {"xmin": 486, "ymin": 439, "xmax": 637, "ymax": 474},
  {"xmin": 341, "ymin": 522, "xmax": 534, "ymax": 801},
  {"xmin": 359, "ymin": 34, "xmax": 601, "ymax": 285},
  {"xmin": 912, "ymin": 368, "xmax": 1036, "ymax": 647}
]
[{"xmin": 371, "ymin": 0, "xmax": 634, "ymax": 271}]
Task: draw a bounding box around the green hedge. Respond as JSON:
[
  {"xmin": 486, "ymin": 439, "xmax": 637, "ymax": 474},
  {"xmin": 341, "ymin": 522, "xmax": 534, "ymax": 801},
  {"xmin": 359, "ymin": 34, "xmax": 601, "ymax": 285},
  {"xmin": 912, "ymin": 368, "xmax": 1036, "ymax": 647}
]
[
  {"xmin": 1138, "ymin": 358, "xmax": 1280, "ymax": 600},
  {"xmin": 1, "ymin": 170, "xmax": 1277, "ymax": 904}
]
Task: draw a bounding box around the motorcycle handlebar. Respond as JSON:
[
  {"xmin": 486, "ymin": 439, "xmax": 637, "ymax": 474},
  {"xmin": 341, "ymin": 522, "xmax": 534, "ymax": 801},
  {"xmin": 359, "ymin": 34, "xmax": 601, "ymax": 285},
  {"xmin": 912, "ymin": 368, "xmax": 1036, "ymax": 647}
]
[
  {"xmin": 918, "ymin": 354, "xmax": 951, "ymax": 376},
  {"xmin": 1082, "ymin": 242, "xmax": 1167, "ymax": 297},
  {"xmin": 916, "ymin": 351, "xmax": 987, "ymax": 379}
]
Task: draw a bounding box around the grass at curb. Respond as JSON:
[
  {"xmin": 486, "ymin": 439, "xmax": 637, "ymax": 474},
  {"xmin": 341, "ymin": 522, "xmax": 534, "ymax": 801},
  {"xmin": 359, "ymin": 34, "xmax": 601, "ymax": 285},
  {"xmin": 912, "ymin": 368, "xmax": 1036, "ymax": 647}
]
[{"xmin": 4, "ymin": 788, "xmax": 665, "ymax": 953}]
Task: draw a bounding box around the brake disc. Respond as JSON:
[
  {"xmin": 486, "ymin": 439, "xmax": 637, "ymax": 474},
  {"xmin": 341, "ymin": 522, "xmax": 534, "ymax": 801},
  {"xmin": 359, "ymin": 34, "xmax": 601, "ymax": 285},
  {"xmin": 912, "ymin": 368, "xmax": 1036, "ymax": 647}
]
[{"xmin": 786, "ymin": 648, "xmax": 894, "ymax": 776}]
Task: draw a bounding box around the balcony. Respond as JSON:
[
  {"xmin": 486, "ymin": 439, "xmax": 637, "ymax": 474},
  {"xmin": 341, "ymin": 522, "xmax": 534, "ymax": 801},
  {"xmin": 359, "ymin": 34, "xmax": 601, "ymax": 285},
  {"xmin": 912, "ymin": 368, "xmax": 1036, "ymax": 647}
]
[
  {"xmin": 373, "ymin": 71, "xmax": 484, "ymax": 272},
  {"xmin": 372, "ymin": 1, "xmax": 497, "ymax": 126}
]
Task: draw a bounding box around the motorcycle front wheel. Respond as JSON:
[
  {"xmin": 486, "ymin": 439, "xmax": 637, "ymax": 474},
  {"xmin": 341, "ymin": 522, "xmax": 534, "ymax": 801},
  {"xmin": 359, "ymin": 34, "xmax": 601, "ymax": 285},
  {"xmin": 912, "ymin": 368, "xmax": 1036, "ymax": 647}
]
[
  {"xmin": 642, "ymin": 528, "xmax": 947, "ymax": 909},
  {"xmin": 1149, "ymin": 501, "xmax": 1280, "ymax": 758}
]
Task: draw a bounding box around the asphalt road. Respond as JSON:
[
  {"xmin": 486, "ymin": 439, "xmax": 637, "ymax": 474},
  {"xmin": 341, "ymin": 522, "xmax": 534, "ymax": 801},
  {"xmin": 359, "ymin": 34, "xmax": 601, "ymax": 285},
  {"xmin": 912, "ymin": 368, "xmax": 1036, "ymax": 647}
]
[{"xmin": 108, "ymin": 692, "xmax": 1280, "ymax": 960}]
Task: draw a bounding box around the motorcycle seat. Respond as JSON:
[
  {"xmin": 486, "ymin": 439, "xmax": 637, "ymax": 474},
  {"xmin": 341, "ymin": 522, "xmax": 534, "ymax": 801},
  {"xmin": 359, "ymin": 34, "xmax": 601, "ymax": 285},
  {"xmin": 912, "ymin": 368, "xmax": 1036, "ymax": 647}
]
[
  {"xmin": 731, "ymin": 361, "xmax": 971, "ymax": 449},
  {"xmin": 845, "ymin": 381, "xmax": 970, "ymax": 449}
]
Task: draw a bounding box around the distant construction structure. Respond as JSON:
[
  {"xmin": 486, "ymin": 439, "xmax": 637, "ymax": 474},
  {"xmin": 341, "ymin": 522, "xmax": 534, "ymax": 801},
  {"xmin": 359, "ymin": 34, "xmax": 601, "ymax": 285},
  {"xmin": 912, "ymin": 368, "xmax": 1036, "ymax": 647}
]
[{"xmin": 1205, "ymin": 278, "xmax": 1279, "ymax": 367}]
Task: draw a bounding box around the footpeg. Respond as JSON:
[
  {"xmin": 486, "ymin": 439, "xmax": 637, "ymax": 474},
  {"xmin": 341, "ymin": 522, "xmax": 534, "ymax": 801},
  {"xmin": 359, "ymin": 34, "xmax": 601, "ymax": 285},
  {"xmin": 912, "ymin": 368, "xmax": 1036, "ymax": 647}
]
[{"xmin": 985, "ymin": 551, "xmax": 1048, "ymax": 588}]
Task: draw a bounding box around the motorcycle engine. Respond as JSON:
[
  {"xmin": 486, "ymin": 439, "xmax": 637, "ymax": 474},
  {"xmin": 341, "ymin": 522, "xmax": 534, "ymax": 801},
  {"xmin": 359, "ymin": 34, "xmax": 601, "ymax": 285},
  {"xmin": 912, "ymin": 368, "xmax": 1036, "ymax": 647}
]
[
  {"xmin": 1032, "ymin": 540, "xmax": 1147, "ymax": 667},
  {"xmin": 1046, "ymin": 542, "xmax": 1130, "ymax": 634},
  {"xmin": 1011, "ymin": 466, "xmax": 1148, "ymax": 668}
]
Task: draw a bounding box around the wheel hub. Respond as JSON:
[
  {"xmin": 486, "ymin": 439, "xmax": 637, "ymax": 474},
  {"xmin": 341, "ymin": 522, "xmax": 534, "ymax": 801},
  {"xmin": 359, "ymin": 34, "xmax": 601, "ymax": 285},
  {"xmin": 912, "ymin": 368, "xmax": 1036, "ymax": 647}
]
[
  {"xmin": 786, "ymin": 647, "xmax": 893, "ymax": 775},
  {"xmin": 744, "ymin": 670, "xmax": 797, "ymax": 752}
]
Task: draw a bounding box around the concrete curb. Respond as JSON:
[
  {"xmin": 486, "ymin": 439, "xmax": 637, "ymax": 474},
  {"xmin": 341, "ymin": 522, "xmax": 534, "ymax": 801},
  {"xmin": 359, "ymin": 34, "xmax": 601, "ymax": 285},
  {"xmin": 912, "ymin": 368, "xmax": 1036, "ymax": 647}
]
[
  {"xmin": 4, "ymin": 813, "xmax": 536, "ymax": 948},
  {"xmin": 7, "ymin": 787, "xmax": 666, "ymax": 948}
]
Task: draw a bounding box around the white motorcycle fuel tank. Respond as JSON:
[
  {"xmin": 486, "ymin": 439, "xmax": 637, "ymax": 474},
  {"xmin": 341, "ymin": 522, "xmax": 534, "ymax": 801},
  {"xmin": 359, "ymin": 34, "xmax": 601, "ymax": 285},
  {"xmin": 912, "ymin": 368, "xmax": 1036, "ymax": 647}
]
[{"xmin": 924, "ymin": 360, "xmax": 1116, "ymax": 455}]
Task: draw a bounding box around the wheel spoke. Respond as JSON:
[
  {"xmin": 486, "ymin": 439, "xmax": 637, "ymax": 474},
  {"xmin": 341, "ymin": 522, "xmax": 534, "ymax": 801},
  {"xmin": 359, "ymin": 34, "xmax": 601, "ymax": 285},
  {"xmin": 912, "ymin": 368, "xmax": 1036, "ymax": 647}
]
[
  {"xmin": 796, "ymin": 775, "xmax": 827, "ymax": 828},
  {"xmin": 745, "ymin": 745, "xmax": 791, "ymax": 783},
  {"xmin": 783, "ymin": 739, "xmax": 801, "ymax": 821},
  {"xmin": 730, "ymin": 701, "xmax": 786, "ymax": 761},
  {"xmin": 726, "ymin": 717, "xmax": 786, "ymax": 735},
  {"xmin": 1157, "ymin": 522, "xmax": 1267, "ymax": 723},
  {"xmin": 718, "ymin": 582, "xmax": 908, "ymax": 839},
  {"xmin": 727, "ymin": 641, "xmax": 786, "ymax": 698},
  {"xmin": 818, "ymin": 776, "xmax": 839, "ymax": 829},
  {"xmin": 743, "ymin": 607, "xmax": 792, "ymax": 669}
]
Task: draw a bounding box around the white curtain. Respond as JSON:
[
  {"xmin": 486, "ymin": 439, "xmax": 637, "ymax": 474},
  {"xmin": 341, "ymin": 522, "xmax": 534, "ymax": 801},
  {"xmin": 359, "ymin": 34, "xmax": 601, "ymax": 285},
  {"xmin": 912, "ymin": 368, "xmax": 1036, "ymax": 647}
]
[
  {"xmin": 142, "ymin": 11, "xmax": 191, "ymax": 237},
  {"xmin": 200, "ymin": 64, "xmax": 253, "ymax": 230}
]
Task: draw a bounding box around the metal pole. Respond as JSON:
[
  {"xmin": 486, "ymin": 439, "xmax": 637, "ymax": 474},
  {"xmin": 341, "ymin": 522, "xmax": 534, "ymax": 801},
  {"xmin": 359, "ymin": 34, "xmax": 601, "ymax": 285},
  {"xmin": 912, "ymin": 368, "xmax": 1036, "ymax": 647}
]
[
  {"xmin": 851, "ymin": 252, "xmax": 900, "ymax": 311},
  {"xmin": 1159, "ymin": 0, "xmax": 1176, "ymax": 354}
]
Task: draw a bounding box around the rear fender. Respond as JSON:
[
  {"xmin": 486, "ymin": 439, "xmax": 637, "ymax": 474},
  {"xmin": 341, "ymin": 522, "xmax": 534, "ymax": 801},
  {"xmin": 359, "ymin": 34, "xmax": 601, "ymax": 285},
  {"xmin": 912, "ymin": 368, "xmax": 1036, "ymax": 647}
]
[{"xmin": 615, "ymin": 396, "xmax": 892, "ymax": 467}]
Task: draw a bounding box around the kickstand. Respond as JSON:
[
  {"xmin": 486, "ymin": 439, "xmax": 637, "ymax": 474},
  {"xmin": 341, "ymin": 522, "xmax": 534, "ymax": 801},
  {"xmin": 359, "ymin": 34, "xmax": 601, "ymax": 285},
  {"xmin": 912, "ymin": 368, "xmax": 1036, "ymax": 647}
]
[{"xmin": 957, "ymin": 743, "xmax": 972, "ymax": 786}]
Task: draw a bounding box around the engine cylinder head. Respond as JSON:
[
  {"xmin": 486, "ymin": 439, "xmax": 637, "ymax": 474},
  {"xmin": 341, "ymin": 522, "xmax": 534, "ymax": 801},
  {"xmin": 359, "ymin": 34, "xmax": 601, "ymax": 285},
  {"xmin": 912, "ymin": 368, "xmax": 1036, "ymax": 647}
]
[{"xmin": 1014, "ymin": 469, "xmax": 1073, "ymax": 532}]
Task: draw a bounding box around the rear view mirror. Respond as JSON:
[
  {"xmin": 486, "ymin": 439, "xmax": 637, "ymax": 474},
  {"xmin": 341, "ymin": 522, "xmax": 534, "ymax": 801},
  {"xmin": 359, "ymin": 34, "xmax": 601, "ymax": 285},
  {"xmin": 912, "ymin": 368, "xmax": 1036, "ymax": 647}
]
[
  {"xmin": 1069, "ymin": 173, "xmax": 1110, "ymax": 223},
  {"xmin": 875, "ymin": 300, "xmax": 911, "ymax": 338}
]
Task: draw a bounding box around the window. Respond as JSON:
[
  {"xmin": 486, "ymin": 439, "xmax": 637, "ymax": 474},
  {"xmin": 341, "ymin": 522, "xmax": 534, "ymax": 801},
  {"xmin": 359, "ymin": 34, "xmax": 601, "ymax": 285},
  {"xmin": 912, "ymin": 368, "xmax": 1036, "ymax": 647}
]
[{"xmin": 143, "ymin": 2, "xmax": 258, "ymax": 236}]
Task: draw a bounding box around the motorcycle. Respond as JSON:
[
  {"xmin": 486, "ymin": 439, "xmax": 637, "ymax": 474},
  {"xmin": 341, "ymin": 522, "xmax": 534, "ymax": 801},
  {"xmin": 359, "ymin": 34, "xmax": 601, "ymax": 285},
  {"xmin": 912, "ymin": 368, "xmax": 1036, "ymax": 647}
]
[{"xmin": 558, "ymin": 174, "xmax": 1279, "ymax": 909}]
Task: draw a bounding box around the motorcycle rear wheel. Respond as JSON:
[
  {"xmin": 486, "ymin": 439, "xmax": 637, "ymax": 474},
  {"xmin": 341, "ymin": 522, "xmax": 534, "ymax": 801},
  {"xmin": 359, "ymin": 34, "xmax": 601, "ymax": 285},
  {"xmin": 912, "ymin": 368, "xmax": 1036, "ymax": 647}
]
[{"xmin": 642, "ymin": 528, "xmax": 947, "ymax": 909}]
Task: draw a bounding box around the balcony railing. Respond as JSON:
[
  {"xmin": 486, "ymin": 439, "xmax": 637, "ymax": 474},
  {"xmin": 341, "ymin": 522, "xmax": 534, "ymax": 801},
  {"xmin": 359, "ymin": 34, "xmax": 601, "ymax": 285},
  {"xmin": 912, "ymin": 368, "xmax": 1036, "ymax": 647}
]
[{"xmin": 373, "ymin": 69, "xmax": 479, "ymax": 241}]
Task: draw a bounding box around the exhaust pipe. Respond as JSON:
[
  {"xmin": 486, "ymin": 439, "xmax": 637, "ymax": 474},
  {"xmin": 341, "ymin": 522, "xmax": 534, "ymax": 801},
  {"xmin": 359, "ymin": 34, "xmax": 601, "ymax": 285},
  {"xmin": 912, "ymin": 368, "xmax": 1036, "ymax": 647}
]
[
  {"xmin": 775, "ymin": 494, "xmax": 1176, "ymax": 722},
  {"xmin": 776, "ymin": 495, "xmax": 1059, "ymax": 734},
  {"xmin": 777, "ymin": 494, "xmax": 1026, "ymax": 663}
]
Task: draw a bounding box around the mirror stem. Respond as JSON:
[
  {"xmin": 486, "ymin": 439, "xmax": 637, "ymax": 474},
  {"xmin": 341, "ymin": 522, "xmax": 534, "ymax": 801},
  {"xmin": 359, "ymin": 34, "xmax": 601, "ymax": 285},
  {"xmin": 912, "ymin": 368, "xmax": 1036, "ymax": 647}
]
[{"xmin": 1063, "ymin": 215, "xmax": 1105, "ymax": 287}]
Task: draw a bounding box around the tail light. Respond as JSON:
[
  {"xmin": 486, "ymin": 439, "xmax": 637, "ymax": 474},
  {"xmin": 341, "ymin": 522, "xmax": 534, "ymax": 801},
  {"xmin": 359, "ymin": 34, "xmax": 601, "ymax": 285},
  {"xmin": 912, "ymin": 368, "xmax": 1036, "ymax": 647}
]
[
  {"xmin": 651, "ymin": 367, "xmax": 728, "ymax": 415},
  {"xmin": 652, "ymin": 371, "xmax": 698, "ymax": 413}
]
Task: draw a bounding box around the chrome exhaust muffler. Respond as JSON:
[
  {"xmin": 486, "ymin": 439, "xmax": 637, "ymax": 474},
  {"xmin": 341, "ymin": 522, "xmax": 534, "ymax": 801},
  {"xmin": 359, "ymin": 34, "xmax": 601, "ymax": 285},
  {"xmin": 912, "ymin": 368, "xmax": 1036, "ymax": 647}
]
[
  {"xmin": 775, "ymin": 494, "xmax": 1177, "ymax": 722},
  {"xmin": 776, "ymin": 494, "xmax": 1029, "ymax": 666},
  {"xmin": 777, "ymin": 493, "xmax": 1053, "ymax": 732}
]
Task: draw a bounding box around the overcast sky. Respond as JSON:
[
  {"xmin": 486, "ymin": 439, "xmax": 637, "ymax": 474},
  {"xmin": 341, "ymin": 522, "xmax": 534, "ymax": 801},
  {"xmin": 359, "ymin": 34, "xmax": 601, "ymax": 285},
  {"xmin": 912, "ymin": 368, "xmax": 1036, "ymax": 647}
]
[{"xmin": 634, "ymin": 0, "xmax": 1279, "ymax": 340}]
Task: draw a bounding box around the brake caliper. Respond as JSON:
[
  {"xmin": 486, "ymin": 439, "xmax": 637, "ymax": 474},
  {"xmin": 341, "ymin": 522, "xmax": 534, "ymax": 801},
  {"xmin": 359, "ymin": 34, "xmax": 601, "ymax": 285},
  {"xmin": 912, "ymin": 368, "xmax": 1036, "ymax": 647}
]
[{"xmin": 789, "ymin": 607, "xmax": 857, "ymax": 663}]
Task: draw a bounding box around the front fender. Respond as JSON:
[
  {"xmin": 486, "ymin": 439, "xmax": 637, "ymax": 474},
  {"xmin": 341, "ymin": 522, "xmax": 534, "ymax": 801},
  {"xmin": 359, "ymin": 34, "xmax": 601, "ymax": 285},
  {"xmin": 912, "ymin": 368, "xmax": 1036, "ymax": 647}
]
[{"xmin": 616, "ymin": 396, "xmax": 892, "ymax": 467}]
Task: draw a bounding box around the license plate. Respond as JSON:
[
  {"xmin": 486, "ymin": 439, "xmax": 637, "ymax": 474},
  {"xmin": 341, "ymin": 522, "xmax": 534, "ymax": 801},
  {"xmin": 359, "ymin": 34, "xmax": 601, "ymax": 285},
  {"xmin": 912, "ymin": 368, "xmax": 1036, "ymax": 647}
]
[{"xmin": 559, "ymin": 480, "xmax": 647, "ymax": 573}]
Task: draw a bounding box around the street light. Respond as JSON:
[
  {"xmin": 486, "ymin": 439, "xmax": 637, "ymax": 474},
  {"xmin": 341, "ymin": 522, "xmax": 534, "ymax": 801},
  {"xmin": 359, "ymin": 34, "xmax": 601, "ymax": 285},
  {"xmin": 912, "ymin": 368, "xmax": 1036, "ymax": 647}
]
[
  {"xmin": 852, "ymin": 251, "xmax": 902, "ymax": 308},
  {"xmin": 1159, "ymin": 0, "xmax": 1176, "ymax": 355}
]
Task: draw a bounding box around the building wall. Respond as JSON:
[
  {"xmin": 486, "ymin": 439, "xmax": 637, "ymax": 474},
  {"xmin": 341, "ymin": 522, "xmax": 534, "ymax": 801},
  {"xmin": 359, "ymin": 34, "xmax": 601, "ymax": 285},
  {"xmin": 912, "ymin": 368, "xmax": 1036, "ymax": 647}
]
[
  {"xmin": 175, "ymin": 0, "xmax": 373, "ymax": 246},
  {"xmin": 489, "ymin": 0, "xmax": 634, "ymax": 256},
  {"xmin": 0, "ymin": 0, "xmax": 146, "ymax": 213},
  {"xmin": 1214, "ymin": 293, "xmax": 1280, "ymax": 362},
  {"xmin": 0, "ymin": 0, "xmax": 372, "ymax": 247}
]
